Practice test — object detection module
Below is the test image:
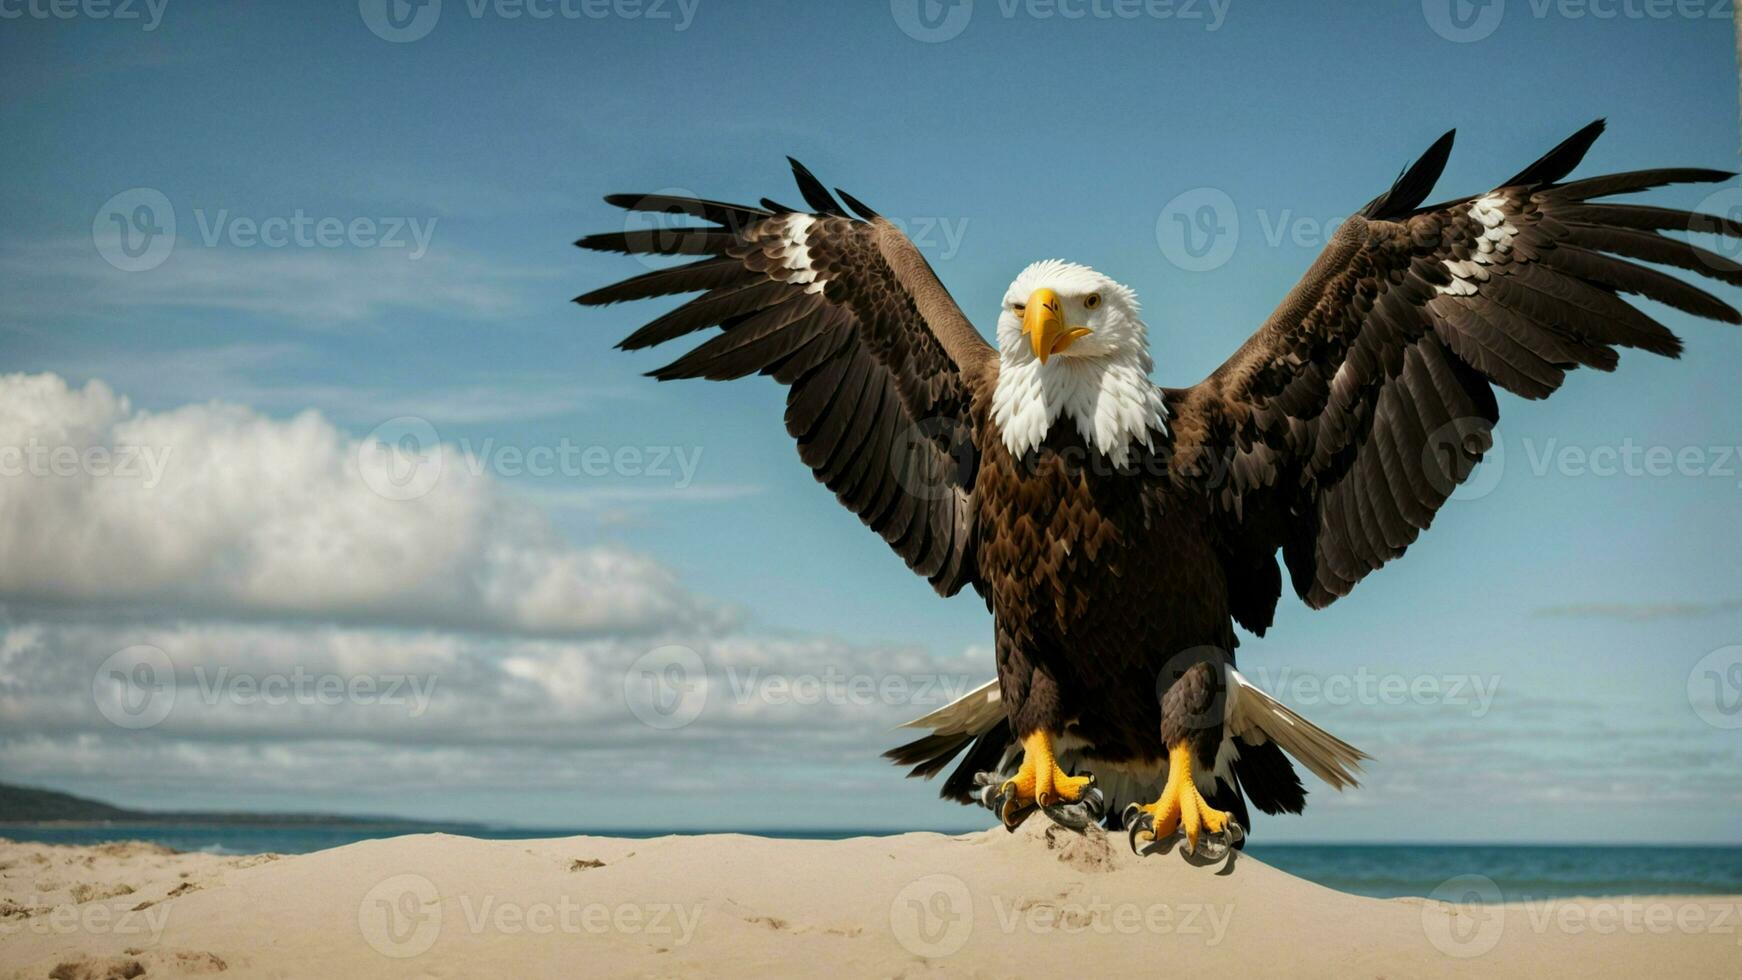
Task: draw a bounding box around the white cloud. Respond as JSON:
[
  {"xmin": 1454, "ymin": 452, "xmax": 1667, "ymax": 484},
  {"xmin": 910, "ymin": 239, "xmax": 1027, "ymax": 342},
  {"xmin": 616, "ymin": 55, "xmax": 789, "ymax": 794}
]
[
  {"xmin": 0, "ymin": 372, "xmax": 723, "ymax": 635},
  {"xmin": 0, "ymin": 372, "xmax": 995, "ymax": 812},
  {"xmin": 0, "ymin": 616, "xmax": 988, "ymax": 804}
]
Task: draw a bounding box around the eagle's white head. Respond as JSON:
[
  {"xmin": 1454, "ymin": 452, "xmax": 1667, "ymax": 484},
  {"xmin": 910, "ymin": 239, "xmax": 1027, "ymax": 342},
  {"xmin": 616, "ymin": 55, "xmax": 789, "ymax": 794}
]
[{"xmin": 990, "ymin": 260, "xmax": 1169, "ymax": 467}]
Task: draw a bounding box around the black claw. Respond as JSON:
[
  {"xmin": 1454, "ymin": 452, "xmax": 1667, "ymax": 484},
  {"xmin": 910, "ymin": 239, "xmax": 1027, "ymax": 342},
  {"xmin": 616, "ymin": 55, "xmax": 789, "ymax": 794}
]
[
  {"xmin": 1039, "ymin": 787, "xmax": 1104, "ymax": 833},
  {"xmin": 1000, "ymin": 796, "xmax": 1038, "ymax": 832},
  {"xmin": 1123, "ymin": 804, "xmax": 1153, "ymax": 855}
]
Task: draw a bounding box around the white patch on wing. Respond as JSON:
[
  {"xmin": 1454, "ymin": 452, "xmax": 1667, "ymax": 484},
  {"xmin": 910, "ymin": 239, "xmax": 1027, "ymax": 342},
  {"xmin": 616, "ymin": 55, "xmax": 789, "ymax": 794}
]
[
  {"xmin": 1435, "ymin": 194, "xmax": 1518, "ymax": 297},
  {"xmin": 770, "ymin": 213, "xmax": 827, "ymax": 294}
]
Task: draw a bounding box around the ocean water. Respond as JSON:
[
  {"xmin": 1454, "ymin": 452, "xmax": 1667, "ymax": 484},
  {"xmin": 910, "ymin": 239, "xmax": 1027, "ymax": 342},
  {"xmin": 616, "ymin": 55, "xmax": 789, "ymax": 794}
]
[
  {"xmin": 6, "ymin": 824, "xmax": 1740, "ymax": 901},
  {"xmin": 1244, "ymin": 844, "xmax": 1742, "ymax": 901}
]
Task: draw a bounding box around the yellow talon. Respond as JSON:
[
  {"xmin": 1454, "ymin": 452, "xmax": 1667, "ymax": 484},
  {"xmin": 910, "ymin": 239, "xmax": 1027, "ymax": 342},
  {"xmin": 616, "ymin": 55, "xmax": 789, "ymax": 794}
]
[
  {"xmin": 998, "ymin": 731, "xmax": 1093, "ymax": 825},
  {"xmin": 1127, "ymin": 743, "xmax": 1237, "ymax": 855}
]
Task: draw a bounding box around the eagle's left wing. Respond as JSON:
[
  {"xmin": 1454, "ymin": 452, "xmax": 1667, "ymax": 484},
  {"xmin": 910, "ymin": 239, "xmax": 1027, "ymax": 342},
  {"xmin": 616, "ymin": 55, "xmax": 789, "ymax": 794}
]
[
  {"xmin": 576, "ymin": 161, "xmax": 997, "ymax": 597},
  {"xmin": 1166, "ymin": 121, "xmax": 1741, "ymax": 626}
]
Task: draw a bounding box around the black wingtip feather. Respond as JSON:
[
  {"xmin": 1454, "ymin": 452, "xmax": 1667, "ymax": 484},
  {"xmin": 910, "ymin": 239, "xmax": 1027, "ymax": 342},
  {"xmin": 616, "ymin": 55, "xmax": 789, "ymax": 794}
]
[
  {"xmin": 836, "ymin": 188, "xmax": 880, "ymax": 221},
  {"xmin": 787, "ymin": 157, "xmax": 847, "ymax": 216},
  {"xmin": 1361, "ymin": 129, "xmax": 1456, "ymax": 220},
  {"xmin": 1503, "ymin": 118, "xmax": 1607, "ymax": 187}
]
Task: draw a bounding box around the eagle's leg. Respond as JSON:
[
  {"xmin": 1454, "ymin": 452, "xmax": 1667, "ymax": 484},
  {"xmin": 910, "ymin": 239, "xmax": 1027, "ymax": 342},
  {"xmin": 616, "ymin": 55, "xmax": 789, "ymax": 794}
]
[
  {"xmin": 1124, "ymin": 742, "xmax": 1243, "ymax": 857},
  {"xmin": 1125, "ymin": 659, "xmax": 1244, "ymax": 857},
  {"xmin": 994, "ymin": 731, "xmax": 1095, "ymax": 829}
]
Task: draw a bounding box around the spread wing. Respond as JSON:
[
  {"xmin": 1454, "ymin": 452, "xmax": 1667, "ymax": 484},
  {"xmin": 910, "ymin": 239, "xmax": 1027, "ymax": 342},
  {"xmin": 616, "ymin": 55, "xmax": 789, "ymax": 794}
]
[
  {"xmin": 1168, "ymin": 121, "xmax": 1741, "ymax": 625},
  {"xmin": 575, "ymin": 161, "xmax": 997, "ymax": 597}
]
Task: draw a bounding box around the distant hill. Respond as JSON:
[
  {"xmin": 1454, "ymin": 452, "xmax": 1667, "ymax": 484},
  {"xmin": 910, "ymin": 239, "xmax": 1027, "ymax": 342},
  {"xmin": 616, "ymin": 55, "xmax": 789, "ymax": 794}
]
[{"xmin": 0, "ymin": 782, "xmax": 475, "ymax": 828}]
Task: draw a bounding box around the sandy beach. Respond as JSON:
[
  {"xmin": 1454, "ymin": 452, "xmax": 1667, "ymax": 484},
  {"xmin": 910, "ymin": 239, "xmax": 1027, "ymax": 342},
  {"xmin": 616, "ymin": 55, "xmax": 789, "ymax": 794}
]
[{"xmin": 2, "ymin": 822, "xmax": 1738, "ymax": 979}]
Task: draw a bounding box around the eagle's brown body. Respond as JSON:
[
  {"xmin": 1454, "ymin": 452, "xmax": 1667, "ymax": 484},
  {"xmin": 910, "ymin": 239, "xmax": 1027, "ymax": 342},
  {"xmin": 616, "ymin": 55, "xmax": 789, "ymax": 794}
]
[
  {"xmin": 972, "ymin": 414, "xmax": 1228, "ymax": 762},
  {"xmin": 577, "ymin": 121, "xmax": 1742, "ymax": 843}
]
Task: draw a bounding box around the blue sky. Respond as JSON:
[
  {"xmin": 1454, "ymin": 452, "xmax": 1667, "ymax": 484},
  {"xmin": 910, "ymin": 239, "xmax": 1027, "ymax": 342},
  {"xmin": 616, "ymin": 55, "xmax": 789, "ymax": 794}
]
[{"xmin": 1, "ymin": 1, "xmax": 1740, "ymax": 842}]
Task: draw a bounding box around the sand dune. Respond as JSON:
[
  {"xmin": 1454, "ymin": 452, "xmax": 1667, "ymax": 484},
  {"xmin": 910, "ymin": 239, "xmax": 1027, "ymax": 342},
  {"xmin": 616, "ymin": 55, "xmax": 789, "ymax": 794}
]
[{"xmin": 2, "ymin": 824, "xmax": 1738, "ymax": 978}]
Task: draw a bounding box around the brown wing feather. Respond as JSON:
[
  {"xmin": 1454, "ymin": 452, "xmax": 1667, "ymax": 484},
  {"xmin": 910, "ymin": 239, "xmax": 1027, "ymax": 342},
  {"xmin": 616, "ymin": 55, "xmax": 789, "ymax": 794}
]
[
  {"xmin": 576, "ymin": 165, "xmax": 997, "ymax": 597},
  {"xmin": 1169, "ymin": 123, "xmax": 1741, "ymax": 618}
]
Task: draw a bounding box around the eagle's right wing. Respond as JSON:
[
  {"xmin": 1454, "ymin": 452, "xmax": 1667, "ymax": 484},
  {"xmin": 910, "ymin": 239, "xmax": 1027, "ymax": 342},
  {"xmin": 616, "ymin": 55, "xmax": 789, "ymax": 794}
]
[
  {"xmin": 1166, "ymin": 121, "xmax": 1741, "ymax": 625},
  {"xmin": 576, "ymin": 161, "xmax": 997, "ymax": 597}
]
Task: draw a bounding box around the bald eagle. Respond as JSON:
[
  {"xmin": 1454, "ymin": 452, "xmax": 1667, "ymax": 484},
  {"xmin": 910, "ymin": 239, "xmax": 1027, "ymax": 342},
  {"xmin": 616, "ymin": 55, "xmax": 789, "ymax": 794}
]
[{"xmin": 577, "ymin": 121, "xmax": 1740, "ymax": 856}]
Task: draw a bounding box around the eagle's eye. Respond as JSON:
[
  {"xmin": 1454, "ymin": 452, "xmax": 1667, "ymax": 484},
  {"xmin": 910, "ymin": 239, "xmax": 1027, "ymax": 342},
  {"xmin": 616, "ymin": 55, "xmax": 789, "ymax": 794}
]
[
  {"xmin": 1011, "ymin": 302, "xmax": 1026, "ymax": 316},
  {"xmin": 1083, "ymin": 293, "xmax": 1102, "ymax": 310}
]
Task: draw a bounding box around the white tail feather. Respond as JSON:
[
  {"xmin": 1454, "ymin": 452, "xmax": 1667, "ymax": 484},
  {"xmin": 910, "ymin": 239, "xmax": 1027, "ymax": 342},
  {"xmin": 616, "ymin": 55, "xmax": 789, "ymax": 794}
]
[
  {"xmin": 1226, "ymin": 666, "xmax": 1370, "ymax": 790},
  {"xmin": 897, "ymin": 678, "xmax": 1000, "ymax": 735}
]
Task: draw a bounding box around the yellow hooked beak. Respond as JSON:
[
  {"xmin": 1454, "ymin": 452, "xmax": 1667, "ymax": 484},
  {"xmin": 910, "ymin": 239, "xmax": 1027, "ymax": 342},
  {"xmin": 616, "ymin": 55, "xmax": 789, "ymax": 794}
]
[{"xmin": 1021, "ymin": 288, "xmax": 1093, "ymax": 364}]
